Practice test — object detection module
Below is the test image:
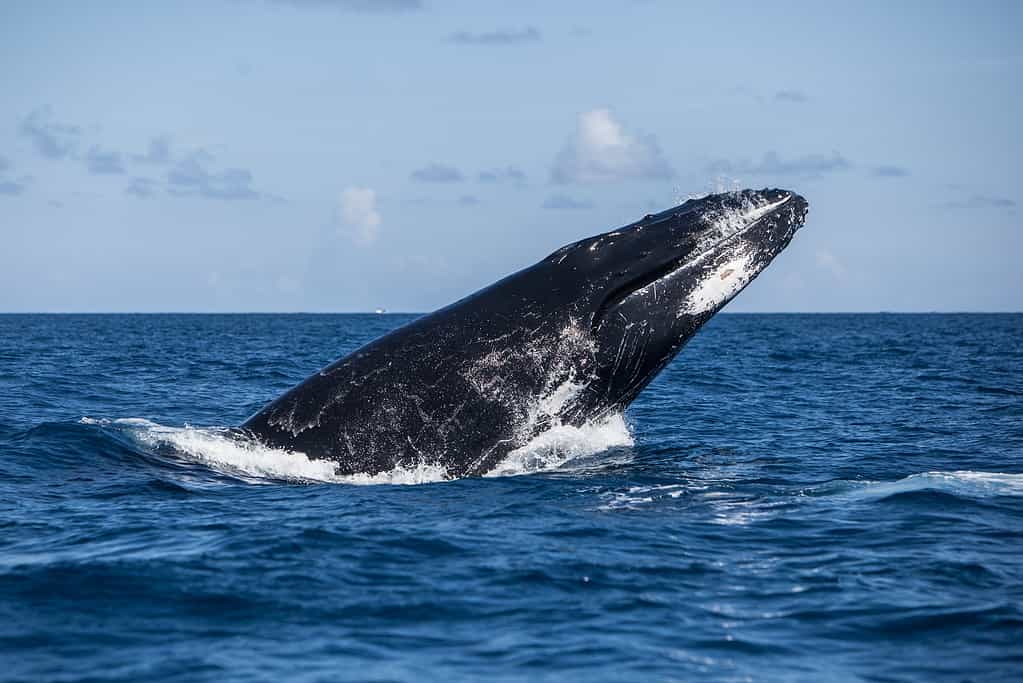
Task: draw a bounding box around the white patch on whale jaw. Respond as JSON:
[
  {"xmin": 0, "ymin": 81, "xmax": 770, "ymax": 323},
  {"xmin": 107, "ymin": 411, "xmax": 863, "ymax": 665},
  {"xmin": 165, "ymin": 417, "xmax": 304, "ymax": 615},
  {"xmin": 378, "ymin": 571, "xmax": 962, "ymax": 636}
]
[
  {"xmin": 675, "ymin": 192, "xmax": 793, "ymax": 317},
  {"xmin": 678, "ymin": 249, "xmax": 756, "ymax": 316}
]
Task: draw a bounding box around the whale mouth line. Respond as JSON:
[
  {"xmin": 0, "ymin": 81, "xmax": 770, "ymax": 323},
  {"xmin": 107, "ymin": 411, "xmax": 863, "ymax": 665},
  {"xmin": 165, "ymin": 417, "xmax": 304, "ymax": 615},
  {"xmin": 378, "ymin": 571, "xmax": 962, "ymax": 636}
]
[
  {"xmin": 591, "ymin": 195, "xmax": 795, "ymax": 331},
  {"xmin": 591, "ymin": 251, "xmax": 694, "ymax": 331}
]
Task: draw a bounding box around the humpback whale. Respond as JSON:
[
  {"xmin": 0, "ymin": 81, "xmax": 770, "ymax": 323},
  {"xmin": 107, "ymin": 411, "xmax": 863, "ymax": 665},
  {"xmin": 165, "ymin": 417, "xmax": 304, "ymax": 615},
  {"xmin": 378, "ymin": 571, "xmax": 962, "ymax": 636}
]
[{"xmin": 243, "ymin": 189, "xmax": 808, "ymax": 477}]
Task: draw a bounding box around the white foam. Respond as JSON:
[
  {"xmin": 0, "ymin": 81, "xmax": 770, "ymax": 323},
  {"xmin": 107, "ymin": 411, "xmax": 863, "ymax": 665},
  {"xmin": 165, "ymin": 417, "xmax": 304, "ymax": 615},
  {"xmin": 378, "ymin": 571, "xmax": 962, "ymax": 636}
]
[
  {"xmin": 333, "ymin": 461, "xmax": 450, "ymax": 486},
  {"xmin": 109, "ymin": 418, "xmax": 345, "ymax": 482},
  {"xmin": 487, "ymin": 413, "xmax": 634, "ymax": 477},
  {"xmin": 84, "ymin": 411, "xmax": 633, "ymax": 485},
  {"xmin": 84, "ymin": 417, "xmax": 449, "ymax": 485},
  {"xmin": 599, "ymin": 483, "xmax": 689, "ymax": 510}
]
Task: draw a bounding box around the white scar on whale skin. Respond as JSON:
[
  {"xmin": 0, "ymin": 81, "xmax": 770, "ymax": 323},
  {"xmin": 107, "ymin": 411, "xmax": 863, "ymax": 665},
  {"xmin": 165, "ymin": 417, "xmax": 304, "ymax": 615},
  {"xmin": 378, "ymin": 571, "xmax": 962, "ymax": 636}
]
[{"xmin": 679, "ymin": 250, "xmax": 755, "ymax": 316}]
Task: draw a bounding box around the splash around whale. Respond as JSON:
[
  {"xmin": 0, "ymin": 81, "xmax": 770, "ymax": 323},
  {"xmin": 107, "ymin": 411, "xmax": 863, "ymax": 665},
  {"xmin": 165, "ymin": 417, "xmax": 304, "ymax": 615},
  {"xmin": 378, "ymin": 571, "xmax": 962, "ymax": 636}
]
[{"xmin": 241, "ymin": 189, "xmax": 809, "ymax": 479}]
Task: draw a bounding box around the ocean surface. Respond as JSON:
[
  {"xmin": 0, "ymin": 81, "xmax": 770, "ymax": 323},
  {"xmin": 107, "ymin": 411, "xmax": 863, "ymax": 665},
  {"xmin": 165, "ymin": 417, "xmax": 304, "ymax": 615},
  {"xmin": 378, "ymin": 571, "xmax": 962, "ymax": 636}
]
[{"xmin": 1, "ymin": 313, "xmax": 1021, "ymax": 682}]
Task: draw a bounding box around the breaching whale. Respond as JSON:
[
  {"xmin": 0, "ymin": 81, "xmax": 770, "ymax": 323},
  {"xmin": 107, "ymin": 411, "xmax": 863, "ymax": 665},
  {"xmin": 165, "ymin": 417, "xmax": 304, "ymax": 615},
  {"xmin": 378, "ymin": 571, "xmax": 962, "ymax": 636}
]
[{"xmin": 243, "ymin": 189, "xmax": 808, "ymax": 478}]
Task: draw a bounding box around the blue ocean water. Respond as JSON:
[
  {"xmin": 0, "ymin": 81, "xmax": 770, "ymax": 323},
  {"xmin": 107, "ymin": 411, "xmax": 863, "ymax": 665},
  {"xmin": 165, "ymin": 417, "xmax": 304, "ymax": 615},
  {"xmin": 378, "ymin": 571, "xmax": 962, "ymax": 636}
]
[{"xmin": 0, "ymin": 313, "xmax": 1021, "ymax": 682}]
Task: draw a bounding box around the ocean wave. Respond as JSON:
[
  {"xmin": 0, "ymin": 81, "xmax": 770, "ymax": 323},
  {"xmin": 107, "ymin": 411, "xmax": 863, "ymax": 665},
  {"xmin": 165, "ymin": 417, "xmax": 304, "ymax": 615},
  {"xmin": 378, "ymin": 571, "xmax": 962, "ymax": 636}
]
[
  {"xmin": 852, "ymin": 471, "xmax": 1023, "ymax": 499},
  {"xmin": 598, "ymin": 470, "xmax": 1023, "ymax": 515},
  {"xmin": 804, "ymin": 470, "xmax": 1023, "ymax": 501}
]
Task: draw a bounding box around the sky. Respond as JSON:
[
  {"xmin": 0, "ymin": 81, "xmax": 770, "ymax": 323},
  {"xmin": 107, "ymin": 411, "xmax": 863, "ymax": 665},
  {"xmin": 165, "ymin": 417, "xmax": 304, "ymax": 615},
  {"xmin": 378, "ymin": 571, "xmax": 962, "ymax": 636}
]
[{"xmin": 0, "ymin": 0, "xmax": 1020, "ymax": 312}]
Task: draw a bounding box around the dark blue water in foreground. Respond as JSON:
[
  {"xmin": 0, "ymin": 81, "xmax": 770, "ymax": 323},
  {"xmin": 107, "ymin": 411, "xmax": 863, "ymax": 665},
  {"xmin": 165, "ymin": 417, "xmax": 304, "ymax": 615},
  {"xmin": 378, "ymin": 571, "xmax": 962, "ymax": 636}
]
[{"xmin": 1, "ymin": 314, "xmax": 1021, "ymax": 682}]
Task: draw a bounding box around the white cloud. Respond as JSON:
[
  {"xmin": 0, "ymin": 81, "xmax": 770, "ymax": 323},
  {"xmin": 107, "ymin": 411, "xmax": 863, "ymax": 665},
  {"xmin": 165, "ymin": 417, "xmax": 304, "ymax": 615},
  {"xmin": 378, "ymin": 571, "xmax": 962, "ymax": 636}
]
[
  {"xmin": 339, "ymin": 187, "xmax": 381, "ymax": 245},
  {"xmin": 551, "ymin": 108, "xmax": 673, "ymax": 184}
]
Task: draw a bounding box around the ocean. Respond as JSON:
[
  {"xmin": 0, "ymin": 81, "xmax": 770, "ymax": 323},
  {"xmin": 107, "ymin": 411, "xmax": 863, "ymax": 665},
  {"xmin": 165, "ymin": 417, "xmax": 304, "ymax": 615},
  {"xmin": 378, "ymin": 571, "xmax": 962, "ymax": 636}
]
[{"xmin": 1, "ymin": 313, "xmax": 1020, "ymax": 682}]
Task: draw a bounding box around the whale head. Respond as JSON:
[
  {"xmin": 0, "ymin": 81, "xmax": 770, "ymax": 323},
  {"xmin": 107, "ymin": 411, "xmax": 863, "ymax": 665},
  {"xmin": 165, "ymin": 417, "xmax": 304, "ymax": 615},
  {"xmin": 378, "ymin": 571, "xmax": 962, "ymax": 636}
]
[{"xmin": 533, "ymin": 188, "xmax": 808, "ymax": 415}]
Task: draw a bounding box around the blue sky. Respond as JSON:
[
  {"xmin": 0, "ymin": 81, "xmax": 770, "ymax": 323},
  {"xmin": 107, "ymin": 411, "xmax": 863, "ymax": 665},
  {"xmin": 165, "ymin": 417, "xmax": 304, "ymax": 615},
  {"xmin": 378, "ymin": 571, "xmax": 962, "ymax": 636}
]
[{"xmin": 1, "ymin": 0, "xmax": 1019, "ymax": 312}]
